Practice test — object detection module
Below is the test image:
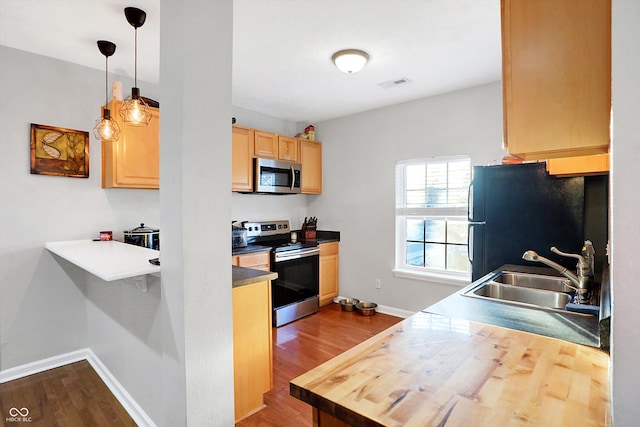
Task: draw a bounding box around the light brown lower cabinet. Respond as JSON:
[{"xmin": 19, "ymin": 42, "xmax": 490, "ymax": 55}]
[
  {"xmin": 232, "ymin": 280, "xmax": 273, "ymax": 422},
  {"xmin": 319, "ymin": 242, "xmax": 339, "ymax": 306},
  {"xmin": 231, "ymin": 251, "xmax": 270, "ymax": 271}
]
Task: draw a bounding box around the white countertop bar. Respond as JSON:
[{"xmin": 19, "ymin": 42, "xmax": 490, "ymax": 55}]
[{"xmin": 45, "ymin": 240, "xmax": 160, "ymax": 282}]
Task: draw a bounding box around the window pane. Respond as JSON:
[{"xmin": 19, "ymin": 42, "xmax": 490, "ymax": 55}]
[
  {"xmin": 447, "ymin": 245, "xmax": 470, "ymax": 272},
  {"xmin": 425, "ymin": 243, "xmax": 445, "ymax": 269},
  {"xmin": 406, "ymin": 189, "xmax": 426, "ymax": 208},
  {"xmin": 425, "ymin": 219, "xmax": 445, "ymax": 242},
  {"xmin": 425, "ymin": 163, "xmax": 447, "ymax": 207},
  {"xmin": 396, "ymin": 156, "xmax": 472, "ymax": 276},
  {"xmin": 406, "ymin": 242, "xmax": 424, "ymax": 266},
  {"xmin": 447, "ymin": 221, "xmax": 467, "ymax": 245},
  {"xmin": 406, "ymin": 219, "xmax": 425, "ymax": 241},
  {"xmin": 406, "ymin": 165, "xmax": 425, "ymax": 191}
]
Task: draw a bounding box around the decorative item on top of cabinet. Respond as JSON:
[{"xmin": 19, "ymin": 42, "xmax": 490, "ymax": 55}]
[
  {"xmin": 254, "ymin": 130, "xmax": 278, "ymax": 159},
  {"xmin": 300, "ymin": 139, "xmax": 322, "ymax": 194},
  {"xmin": 547, "ymin": 154, "xmax": 610, "ymax": 177},
  {"xmin": 232, "ymin": 125, "xmax": 254, "ymax": 192},
  {"xmin": 278, "ymin": 135, "xmax": 299, "ymax": 162},
  {"xmin": 101, "ymin": 99, "xmax": 159, "ymax": 189},
  {"xmin": 501, "ymin": 0, "xmax": 611, "ymax": 160},
  {"xmin": 319, "ymin": 241, "xmax": 339, "ymax": 306}
]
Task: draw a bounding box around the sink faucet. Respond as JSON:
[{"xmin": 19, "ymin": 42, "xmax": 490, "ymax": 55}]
[{"xmin": 522, "ymin": 241, "xmax": 594, "ymax": 303}]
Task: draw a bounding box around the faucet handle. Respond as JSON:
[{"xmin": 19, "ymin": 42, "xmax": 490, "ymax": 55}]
[{"xmin": 550, "ymin": 246, "xmax": 591, "ymax": 274}]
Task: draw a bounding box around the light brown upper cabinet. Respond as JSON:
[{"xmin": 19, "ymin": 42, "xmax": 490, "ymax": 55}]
[
  {"xmin": 232, "ymin": 125, "xmax": 255, "ymax": 192},
  {"xmin": 278, "ymin": 135, "xmax": 299, "ymax": 162},
  {"xmin": 300, "ymin": 140, "xmax": 322, "ymax": 194},
  {"xmin": 102, "ymin": 99, "xmax": 160, "ymax": 189},
  {"xmin": 254, "ymin": 130, "xmax": 278, "ymax": 159},
  {"xmin": 231, "ymin": 125, "xmax": 324, "ymax": 194},
  {"xmin": 546, "ymin": 154, "xmax": 610, "ymax": 177},
  {"xmin": 501, "ymin": 0, "xmax": 611, "ymax": 160}
]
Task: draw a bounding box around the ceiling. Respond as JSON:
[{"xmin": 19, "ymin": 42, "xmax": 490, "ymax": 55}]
[{"xmin": 0, "ymin": 0, "xmax": 502, "ymax": 123}]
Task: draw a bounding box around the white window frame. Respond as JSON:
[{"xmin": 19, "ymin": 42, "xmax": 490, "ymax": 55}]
[{"xmin": 393, "ymin": 155, "xmax": 472, "ymax": 287}]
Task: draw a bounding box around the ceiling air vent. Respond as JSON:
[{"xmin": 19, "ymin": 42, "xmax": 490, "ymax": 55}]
[{"xmin": 378, "ymin": 77, "xmax": 412, "ymax": 89}]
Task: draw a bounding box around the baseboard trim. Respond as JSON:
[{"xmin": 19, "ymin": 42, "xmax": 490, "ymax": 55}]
[
  {"xmin": 332, "ymin": 296, "xmax": 414, "ymax": 319},
  {"xmin": 0, "ymin": 349, "xmax": 88, "ymax": 383},
  {"xmin": 376, "ymin": 305, "xmax": 414, "ymax": 319},
  {"xmin": 0, "ymin": 349, "xmax": 156, "ymax": 427}
]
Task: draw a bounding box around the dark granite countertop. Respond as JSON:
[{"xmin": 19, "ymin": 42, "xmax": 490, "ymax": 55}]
[
  {"xmin": 295, "ymin": 230, "xmax": 340, "ymax": 245},
  {"xmin": 232, "ymin": 244, "xmax": 271, "ymax": 256},
  {"xmin": 233, "ymin": 231, "xmax": 340, "ymax": 254},
  {"xmin": 425, "ymin": 264, "xmax": 607, "ymax": 349},
  {"xmin": 232, "ymin": 266, "xmax": 277, "ymax": 288}
]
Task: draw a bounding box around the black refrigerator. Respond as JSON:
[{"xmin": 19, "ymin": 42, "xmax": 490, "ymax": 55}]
[{"xmin": 468, "ymin": 162, "xmax": 585, "ymax": 281}]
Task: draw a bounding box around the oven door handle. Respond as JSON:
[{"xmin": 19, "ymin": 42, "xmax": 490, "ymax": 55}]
[{"xmin": 274, "ymin": 246, "xmax": 320, "ymax": 262}]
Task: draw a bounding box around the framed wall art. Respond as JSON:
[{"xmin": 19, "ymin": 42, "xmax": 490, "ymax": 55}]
[{"xmin": 30, "ymin": 123, "xmax": 89, "ymax": 178}]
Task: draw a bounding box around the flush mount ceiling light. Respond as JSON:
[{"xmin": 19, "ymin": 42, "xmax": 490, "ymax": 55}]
[
  {"xmin": 331, "ymin": 49, "xmax": 369, "ymax": 74},
  {"xmin": 119, "ymin": 6, "xmax": 152, "ymax": 127},
  {"xmin": 93, "ymin": 40, "xmax": 121, "ymax": 141}
]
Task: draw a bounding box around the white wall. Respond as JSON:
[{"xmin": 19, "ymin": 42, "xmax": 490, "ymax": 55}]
[
  {"xmin": 0, "ymin": 46, "xmax": 160, "ymax": 374},
  {"xmin": 310, "ymin": 82, "xmax": 505, "ymax": 312},
  {"xmin": 611, "ymin": 1, "xmax": 640, "ymax": 424},
  {"xmin": 160, "ymin": 0, "xmax": 234, "ymax": 425}
]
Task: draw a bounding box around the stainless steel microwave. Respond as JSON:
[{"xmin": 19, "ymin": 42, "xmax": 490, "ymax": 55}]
[{"xmin": 254, "ymin": 158, "xmax": 302, "ymax": 194}]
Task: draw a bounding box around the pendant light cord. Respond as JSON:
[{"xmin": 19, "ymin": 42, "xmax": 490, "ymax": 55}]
[
  {"xmin": 134, "ymin": 27, "xmax": 138, "ymax": 88},
  {"xmin": 105, "ymin": 55, "xmax": 109, "ymax": 107}
]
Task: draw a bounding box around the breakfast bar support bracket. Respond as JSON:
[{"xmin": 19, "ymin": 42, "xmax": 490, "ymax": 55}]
[{"xmin": 125, "ymin": 275, "xmax": 148, "ymax": 293}]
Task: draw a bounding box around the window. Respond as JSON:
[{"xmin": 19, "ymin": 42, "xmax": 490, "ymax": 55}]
[{"xmin": 394, "ymin": 156, "xmax": 471, "ymax": 283}]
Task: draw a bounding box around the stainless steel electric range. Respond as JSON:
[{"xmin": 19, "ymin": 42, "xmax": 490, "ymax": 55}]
[{"xmin": 244, "ymin": 220, "xmax": 319, "ymax": 327}]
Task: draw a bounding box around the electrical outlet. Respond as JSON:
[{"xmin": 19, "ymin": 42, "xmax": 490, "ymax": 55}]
[{"xmin": 375, "ymin": 279, "xmax": 381, "ymax": 289}]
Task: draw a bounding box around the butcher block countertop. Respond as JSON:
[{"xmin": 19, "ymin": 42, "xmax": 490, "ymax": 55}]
[{"xmin": 290, "ymin": 311, "xmax": 610, "ymax": 427}]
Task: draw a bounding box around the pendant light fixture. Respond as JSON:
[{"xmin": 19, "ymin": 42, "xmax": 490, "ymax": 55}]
[
  {"xmin": 93, "ymin": 40, "xmax": 121, "ymax": 141},
  {"xmin": 332, "ymin": 49, "xmax": 369, "ymax": 74},
  {"xmin": 119, "ymin": 6, "xmax": 152, "ymax": 127}
]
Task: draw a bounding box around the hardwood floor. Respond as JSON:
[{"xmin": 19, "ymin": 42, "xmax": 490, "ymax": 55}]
[
  {"xmin": 236, "ymin": 303, "xmax": 403, "ymax": 427},
  {"xmin": 0, "ymin": 360, "xmax": 135, "ymax": 427},
  {"xmin": 0, "ymin": 304, "xmax": 401, "ymax": 427}
]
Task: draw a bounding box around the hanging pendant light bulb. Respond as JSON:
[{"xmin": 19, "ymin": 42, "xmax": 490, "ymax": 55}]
[
  {"xmin": 93, "ymin": 40, "xmax": 121, "ymax": 141},
  {"xmin": 120, "ymin": 7, "xmax": 151, "ymax": 127}
]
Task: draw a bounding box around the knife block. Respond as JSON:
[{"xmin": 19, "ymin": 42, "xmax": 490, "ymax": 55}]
[{"xmin": 302, "ymin": 223, "xmax": 317, "ymax": 240}]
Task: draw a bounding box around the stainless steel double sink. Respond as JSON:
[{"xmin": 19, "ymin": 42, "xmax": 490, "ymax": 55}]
[{"xmin": 463, "ymin": 271, "xmax": 576, "ymax": 310}]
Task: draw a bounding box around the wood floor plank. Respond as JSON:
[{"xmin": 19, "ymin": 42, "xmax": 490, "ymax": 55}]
[
  {"xmin": 0, "ymin": 304, "xmax": 400, "ymax": 426},
  {"xmin": 236, "ymin": 303, "xmax": 402, "ymax": 427},
  {"xmin": 0, "ymin": 360, "xmax": 135, "ymax": 427}
]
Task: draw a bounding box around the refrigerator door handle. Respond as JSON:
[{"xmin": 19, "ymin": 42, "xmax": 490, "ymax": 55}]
[
  {"xmin": 467, "ymin": 222, "xmax": 484, "ymax": 263},
  {"xmin": 468, "ymin": 223, "xmax": 474, "ymax": 263},
  {"xmin": 467, "ymin": 180, "xmax": 474, "ymax": 221}
]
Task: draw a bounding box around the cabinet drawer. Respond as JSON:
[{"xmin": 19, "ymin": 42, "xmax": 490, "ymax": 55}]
[
  {"xmin": 320, "ymin": 241, "xmax": 338, "ymax": 256},
  {"xmin": 233, "ymin": 251, "xmax": 271, "ymax": 271}
]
